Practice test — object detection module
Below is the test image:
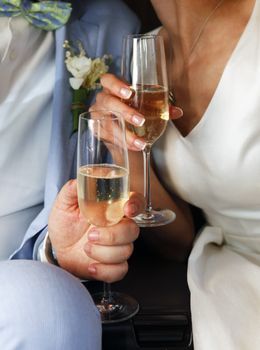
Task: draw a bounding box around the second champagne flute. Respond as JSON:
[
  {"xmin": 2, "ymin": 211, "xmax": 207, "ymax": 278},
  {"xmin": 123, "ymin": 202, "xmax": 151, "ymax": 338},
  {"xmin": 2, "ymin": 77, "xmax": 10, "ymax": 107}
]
[
  {"xmin": 121, "ymin": 34, "xmax": 176, "ymax": 227},
  {"xmin": 77, "ymin": 110, "xmax": 139, "ymax": 323}
]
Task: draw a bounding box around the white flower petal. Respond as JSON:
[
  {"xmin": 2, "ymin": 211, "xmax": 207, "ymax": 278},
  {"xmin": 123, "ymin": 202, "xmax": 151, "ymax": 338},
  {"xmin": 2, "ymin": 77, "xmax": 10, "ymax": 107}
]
[
  {"xmin": 66, "ymin": 56, "xmax": 92, "ymax": 79},
  {"xmin": 69, "ymin": 77, "xmax": 84, "ymax": 90}
]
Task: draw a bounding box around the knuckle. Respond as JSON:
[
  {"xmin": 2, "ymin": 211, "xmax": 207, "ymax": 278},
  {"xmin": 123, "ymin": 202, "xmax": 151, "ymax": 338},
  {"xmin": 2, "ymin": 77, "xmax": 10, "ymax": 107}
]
[
  {"xmin": 100, "ymin": 73, "xmax": 112, "ymax": 86},
  {"xmin": 95, "ymin": 91, "xmax": 107, "ymax": 104},
  {"xmin": 106, "ymin": 229, "xmax": 117, "ymax": 245}
]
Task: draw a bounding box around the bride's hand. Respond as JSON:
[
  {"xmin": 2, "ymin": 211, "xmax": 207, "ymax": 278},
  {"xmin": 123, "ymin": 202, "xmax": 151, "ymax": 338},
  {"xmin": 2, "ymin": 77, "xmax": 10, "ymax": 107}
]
[{"xmin": 91, "ymin": 73, "xmax": 183, "ymax": 151}]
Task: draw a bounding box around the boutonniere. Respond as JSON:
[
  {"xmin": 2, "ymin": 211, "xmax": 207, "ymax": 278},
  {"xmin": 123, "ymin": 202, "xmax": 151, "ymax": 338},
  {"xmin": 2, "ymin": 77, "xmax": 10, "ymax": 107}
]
[{"xmin": 63, "ymin": 40, "xmax": 112, "ymax": 133}]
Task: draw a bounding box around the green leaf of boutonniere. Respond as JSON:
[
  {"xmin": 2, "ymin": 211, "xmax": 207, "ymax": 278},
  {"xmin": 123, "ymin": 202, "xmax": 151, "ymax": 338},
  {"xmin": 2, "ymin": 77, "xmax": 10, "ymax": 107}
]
[{"xmin": 71, "ymin": 87, "xmax": 90, "ymax": 134}]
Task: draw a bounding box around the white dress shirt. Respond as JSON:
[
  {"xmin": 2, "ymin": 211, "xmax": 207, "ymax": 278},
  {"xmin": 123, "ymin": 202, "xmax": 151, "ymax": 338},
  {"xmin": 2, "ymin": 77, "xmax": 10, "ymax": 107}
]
[{"xmin": 0, "ymin": 16, "xmax": 55, "ymax": 259}]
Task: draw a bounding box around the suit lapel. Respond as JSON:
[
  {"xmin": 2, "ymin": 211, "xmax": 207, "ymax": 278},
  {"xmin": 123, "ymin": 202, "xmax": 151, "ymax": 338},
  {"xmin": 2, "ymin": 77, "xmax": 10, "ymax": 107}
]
[
  {"xmin": 43, "ymin": 15, "xmax": 99, "ymax": 210},
  {"xmin": 43, "ymin": 25, "xmax": 72, "ymax": 210}
]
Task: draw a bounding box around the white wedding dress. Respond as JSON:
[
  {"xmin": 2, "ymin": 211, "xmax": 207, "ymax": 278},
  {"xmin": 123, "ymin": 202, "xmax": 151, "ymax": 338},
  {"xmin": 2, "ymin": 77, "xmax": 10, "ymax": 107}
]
[{"xmin": 153, "ymin": 0, "xmax": 260, "ymax": 348}]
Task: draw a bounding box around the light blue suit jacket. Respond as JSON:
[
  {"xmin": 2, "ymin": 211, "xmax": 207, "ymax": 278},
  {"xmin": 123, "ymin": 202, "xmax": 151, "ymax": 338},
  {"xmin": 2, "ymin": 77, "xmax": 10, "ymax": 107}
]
[{"xmin": 11, "ymin": 0, "xmax": 140, "ymax": 260}]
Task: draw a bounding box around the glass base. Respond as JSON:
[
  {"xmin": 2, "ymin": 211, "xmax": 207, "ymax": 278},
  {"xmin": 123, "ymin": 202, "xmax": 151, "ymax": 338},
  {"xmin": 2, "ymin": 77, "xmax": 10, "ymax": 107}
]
[
  {"xmin": 92, "ymin": 291, "xmax": 139, "ymax": 324},
  {"xmin": 133, "ymin": 209, "xmax": 176, "ymax": 227}
]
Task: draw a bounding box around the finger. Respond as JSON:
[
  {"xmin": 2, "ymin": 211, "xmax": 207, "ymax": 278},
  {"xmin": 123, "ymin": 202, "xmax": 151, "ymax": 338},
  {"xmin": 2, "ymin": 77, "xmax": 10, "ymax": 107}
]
[
  {"xmin": 85, "ymin": 242, "xmax": 133, "ymax": 264},
  {"xmin": 87, "ymin": 261, "xmax": 129, "ymax": 283},
  {"xmin": 100, "ymin": 74, "xmax": 184, "ymax": 121},
  {"xmin": 95, "ymin": 91, "xmax": 145, "ymax": 126},
  {"xmin": 91, "ymin": 93, "xmax": 146, "ymax": 151},
  {"xmin": 169, "ymin": 105, "xmax": 183, "ymax": 119},
  {"xmin": 125, "ymin": 129, "xmax": 146, "ymax": 151},
  {"xmin": 100, "ymin": 73, "xmax": 133, "ymax": 100},
  {"xmin": 124, "ymin": 192, "xmax": 145, "ymax": 218},
  {"xmin": 54, "ymin": 179, "xmax": 78, "ymax": 212},
  {"xmin": 87, "ymin": 218, "xmax": 139, "ymax": 246}
]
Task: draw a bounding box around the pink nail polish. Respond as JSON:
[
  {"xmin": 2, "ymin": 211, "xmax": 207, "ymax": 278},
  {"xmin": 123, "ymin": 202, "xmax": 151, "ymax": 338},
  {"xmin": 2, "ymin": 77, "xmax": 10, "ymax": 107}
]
[
  {"xmin": 133, "ymin": 139, "xmax": 146, "ymax": 150},
  {"xmin": 132, "ymin": 115, "xmax": 145, "ymax": 126},
  {"xmin": 120, "ymin": 87, "xmax": 132, "ymax": 99}
]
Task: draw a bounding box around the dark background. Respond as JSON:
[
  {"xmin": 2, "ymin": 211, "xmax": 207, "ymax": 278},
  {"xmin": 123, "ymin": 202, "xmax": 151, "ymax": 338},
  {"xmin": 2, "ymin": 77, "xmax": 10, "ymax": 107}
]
[{"xmin": 123, "ymin": 0, "xmax": 161, "ymax": 32}]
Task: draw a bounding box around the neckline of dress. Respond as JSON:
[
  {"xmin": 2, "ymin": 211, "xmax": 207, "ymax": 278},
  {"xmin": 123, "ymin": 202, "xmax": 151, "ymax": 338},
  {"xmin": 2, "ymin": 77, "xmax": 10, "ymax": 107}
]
[{"xmin": 171, "ymin": 0, "xmax": 258, "ymax": 141}]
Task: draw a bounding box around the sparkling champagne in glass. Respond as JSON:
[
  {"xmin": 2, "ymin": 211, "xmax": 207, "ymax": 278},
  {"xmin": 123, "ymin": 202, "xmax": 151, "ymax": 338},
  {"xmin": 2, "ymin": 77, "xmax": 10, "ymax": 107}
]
[
  {"xmin": 121, "ymin": 34, "xmax": 176, "ymax": 227},
  {"xmin": 77, "ymin": 110, "xmax": 139, "ymax": 323}
]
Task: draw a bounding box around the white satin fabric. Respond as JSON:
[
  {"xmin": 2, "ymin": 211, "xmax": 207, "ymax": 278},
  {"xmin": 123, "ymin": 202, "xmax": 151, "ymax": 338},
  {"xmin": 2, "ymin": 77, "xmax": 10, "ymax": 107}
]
[
  {"xmin": 0, "ymin": 17, "xmax": 55, "ymax": 259},
  {"xmin": 153, "ymin": 0, "xmax": 260, "ymax": 348}
]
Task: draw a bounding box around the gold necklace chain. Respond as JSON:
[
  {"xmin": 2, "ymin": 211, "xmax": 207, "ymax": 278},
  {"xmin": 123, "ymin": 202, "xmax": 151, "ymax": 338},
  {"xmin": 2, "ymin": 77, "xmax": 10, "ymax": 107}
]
[
  {"xmin": 188, "ymin": 0, "xmax": 225, "ymax": 59},
  {"xmin": 169, "ymin": 0, "xmax": 225, "ymax": 106}
]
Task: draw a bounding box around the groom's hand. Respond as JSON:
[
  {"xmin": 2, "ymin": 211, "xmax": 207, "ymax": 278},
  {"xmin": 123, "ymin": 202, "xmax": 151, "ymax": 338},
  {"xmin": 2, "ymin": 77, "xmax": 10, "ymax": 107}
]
[{"xmin": 48, "ymin": 179, "xmax": 143, "ymax": 282}]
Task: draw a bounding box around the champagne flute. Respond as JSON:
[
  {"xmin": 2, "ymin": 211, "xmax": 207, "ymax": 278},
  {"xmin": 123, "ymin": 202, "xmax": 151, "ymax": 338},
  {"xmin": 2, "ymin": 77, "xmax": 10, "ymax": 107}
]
[
  {"xmin": 121, "ymin": 34, "xmax": 176, "ymax": 227},
  {"xmin": 77, "ymin": 110, "xmax": 139, "ymax": 323}
]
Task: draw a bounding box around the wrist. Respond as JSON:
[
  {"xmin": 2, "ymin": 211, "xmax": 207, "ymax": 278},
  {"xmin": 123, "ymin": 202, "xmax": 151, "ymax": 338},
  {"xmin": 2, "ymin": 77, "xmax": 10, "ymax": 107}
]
[{"xmin": 39, "ymin": 232, "xmax": 59, "ymax": 266}]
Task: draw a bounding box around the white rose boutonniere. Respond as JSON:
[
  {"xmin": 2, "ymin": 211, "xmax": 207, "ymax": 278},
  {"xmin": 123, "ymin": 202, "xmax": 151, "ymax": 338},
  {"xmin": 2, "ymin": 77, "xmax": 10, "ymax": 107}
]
[{"xmin": 64, "ymin": 40, "xmax": 112, "ymax": 132}]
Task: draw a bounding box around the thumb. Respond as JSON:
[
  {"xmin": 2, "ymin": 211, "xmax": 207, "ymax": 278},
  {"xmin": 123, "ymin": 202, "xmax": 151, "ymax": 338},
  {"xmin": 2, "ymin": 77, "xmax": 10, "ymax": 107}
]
[
  {"xmin": 124, "ymin": 192, "xmax": 145, "ymax": 218},
  {"xmin": 55, "ymin": 179, "xmax": 78, "ymax": 211}
]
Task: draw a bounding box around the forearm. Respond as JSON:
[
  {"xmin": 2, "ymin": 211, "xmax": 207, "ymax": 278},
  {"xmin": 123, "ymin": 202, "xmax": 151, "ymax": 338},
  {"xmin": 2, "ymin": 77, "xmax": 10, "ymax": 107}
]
[{"xmin": 129, "ymin": 151, "xmax": 195, "ymax": 261}]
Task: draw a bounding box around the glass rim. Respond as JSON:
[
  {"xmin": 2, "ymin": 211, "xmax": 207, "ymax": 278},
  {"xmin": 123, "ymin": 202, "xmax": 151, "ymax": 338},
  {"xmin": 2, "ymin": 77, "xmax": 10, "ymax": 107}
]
[
  {"xmin": 123, "ymin": 33, "xmax": 163, "ymax": 40},
  {"xmin": 79, "ymin": 110, "xmax": 124, "ymax": 122}
]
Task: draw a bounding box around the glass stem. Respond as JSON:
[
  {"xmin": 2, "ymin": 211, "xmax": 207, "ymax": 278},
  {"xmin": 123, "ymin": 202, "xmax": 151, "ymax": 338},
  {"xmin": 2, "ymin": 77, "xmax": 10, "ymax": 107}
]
[
  {"xmin": 102, "ymin": 282, "xmax": 112, "ymax": 306},
  {"xmin": 142, "ymin": 145, "xmax": 152, "ymax": 217}
]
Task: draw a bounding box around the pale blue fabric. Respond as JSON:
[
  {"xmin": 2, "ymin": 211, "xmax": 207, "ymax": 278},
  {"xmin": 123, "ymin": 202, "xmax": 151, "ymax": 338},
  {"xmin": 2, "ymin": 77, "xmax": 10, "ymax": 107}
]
[
  {"xmin": 0, "ymin": 260, "xmax": 101, "ymax": 349},
  {"xmin": 0, "ymin": 16, "xmax": 55, "ymax": 259}
]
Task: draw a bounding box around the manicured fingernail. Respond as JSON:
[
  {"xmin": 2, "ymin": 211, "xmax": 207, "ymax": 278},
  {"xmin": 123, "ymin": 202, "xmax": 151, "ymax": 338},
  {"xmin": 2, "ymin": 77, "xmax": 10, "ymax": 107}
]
[
  {"xmin": 132, "ymin": 114, "xmax": 145, "ymax": 126},
  {"xmin": 88, "ymin": 265, "xmax": 97, "ymax": 274},
  {"xmin": 128, "ymin": 203, "xmax": 138, "ymax": 217},
  {"xmin": 88, "ymin": 229, "xmax": 100, "ymax": 241},
  {"xmin": 169, "ymin": 105, "xmax": 183, "ymax": 119},
  {"xmin": 133, "ymin": 139, "xmax": 146, "ymax": 150},
  {"xmin": 175, "ymin": 107, "xmax": 183, "ymax": 117},
  {"xmin": 120, "ymin": 87, "xmax": 132, "ymax": 99}
]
